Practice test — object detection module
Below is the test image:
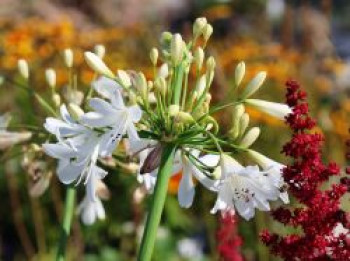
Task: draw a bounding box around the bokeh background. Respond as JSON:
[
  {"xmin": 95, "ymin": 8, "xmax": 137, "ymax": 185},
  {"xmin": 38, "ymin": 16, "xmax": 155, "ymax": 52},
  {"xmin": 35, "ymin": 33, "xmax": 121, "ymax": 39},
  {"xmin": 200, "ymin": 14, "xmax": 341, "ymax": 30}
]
[{"xmin": 0, "ymin": 0, "xmax": 349, "ymax": 260}]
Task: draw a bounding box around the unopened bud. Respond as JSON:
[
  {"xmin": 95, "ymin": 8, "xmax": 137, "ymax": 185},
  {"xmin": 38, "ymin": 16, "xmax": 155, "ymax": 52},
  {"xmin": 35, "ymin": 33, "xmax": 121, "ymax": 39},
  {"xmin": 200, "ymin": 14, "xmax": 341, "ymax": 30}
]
[
  {"xmin": 68, "ymin": 103, "xmax": 84, "ymax": 120},
  {"xmin": 17, "ymin": 59, "xmax": 29, "ymax": 79},
  {"xmin": 135, "ymin": 72, "xmax": 147, "ymax": 97},
  {"xmin": 235, "ymin": 61, "xmax": 245, "ymax": 87},
  {"xmin": 239, "ymin": 113, "xmax": 249, "ymax": 136},
  {"xmin": 63, "ymin": 49, "xmax": 73, "ymax": 68},
  {"xmin": 84, "ymin": 52, "xmax": 114, "ymax": 78},
  {"xmin": 230, "ymin": 104, "xmax": 245, "ymax": 139},
  {"xmin": 239, "ymin": 127, "xmax": 260, "ymax": 148},
  {"xmin": 171, "ymin": 33, "xmax": 184, "ymax": 66},
  {"xmin": 154, "ymin": 77, "xmax": 167, "ymax": 96},
  {"xmin": 150, "ymin": 48, "xmax": 159, "ymax": 66},
  {"xmin": 94, "ymin": 44, "xmax": 106, "ymax": 59},
  {"xmin": 206, "ymin": 56, "xmax": 216, "ymax": 71},
  {"xmin": 117, "ymin": 70, "xmax": 131, "ymax": 87},
  {"xmin": 52, "ymin": 94, "xmax": 61, "ymax": 107},
  {"xmin": 194, "ymin": 47, "xmax": 204, "ymax": 71},
  {"xmin": 241, "ymin": 71, "xmax": 266, "ymax": 99},
  {"xmin": 196, "ymin": 75, "xmax": 206, "ymax": 96},
  {"xmin": 203, "ymin": 24, "xmax": 213, "ymax": 42},
  {"xmin": 169, "ymin": 105, "xmax": 180, "ymax": 117},
  {"xmin": 158, "ymin": 63, "xmax": 169, "ymax": 78},
  {"xmin": 193, "ymin": 17, "xmax": 207, "ymax": 38},
  {"xmin": 45, "ymin": 68, "xmax": 56, "ymax": 88},
  {"xmin": 176, "ymin": 111, "xmax": 194, "ymax": 124},
  {"xmin": 161, "ymin": 32, "xmax": 172, "ymax": 45}
]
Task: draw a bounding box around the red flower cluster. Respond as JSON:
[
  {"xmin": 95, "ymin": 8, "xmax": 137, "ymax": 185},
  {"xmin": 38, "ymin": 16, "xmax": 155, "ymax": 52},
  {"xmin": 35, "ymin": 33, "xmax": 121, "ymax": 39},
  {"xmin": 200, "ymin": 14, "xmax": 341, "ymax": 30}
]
[
  {"xmin": 217, "ymin": 215, "xmax": 243, "ymax": 261},
  {"xmin": 261, "ymin": 80, "xmax": 350, "ymax": 260}
]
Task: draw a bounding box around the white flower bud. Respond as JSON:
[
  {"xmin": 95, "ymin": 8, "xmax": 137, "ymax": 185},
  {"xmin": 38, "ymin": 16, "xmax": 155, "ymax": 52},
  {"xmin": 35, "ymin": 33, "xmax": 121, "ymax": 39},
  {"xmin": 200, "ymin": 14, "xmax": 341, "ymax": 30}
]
[
  {"xmin": 206, "ymin": 56, "xmax": 216, "ymax": 71},
  {"xmin": 230, "ymin": 104, "xmax": 245, "ymax": 139},
  {"xmin": 117, "ymin": 70, "xmax": 131, "ymax": 87},
  {"xmin": 194, "ymin": 47, "xmax": 204, "ymax": 71},
  {"xmin": 161, "ymin": 31, "xmax": 172, "ymax": 45},
  {"xmin": 171, "ymin": 33, "xmax": 184, "ymax": 66},
  {"xmin": 241, "ymin": 71, "xmax": 266, "ymax": 99},
  {"xmin": 94, "ymin": 44, "xmax": 105, "ymax": 59},
  {"xmin": 45, "ymin": 68, "xmax": 56, "ymax": 88},
  {"xmin": 246, "ymin": 149, "xmax": 277, "ymax": 169},
  {"xmin": 169, "ymin": 105, "xmax": 180, "ymax": 117},
  {"xmin": 155, "ymin": 77, "xmax": 167, "ymax": 96},
  {"xmin": 84, "ymin": 52, "xmax": 114, "ymax": 78},
  {"xmin": 195, "ymin": 75, "xmax": 206, "ymax": 97},
  {"xmin": 63, "ymin": 48, "xmax": 73, "ymax": 68},
  {"xmin": 239, "ymin": 113, "xmax": 249, "ymax": 136},
  {"xmin": 193, "ymin": 17, "xmax": 207, "ymax": 38},
  {"xmin": 67, "ymin": 103, "xmax": 84, "ymax": 120},
  {"xmin": 203, "ymin": 24, "xmax": 213, "ymax": 42},
  {"xmin": 245, "ymin": 99, "xmax": 292, "ymax": 120},
  {"xmin": 158, "ymin": 63, "xmax": 169, "ymax": 78},
  {"xmin": 176, "ymin": 111, "xmax": 194, "ymax": 124},
  {"xmin": 235, "ymin": 61, "xmax": 245, "ymax": 87},
  {"xmin": 135, "ymin": 72, "xmax": 148, "ymax": 97},
  {"xmin": 17, "ymin": 59, "xmax": 29, "ymax": 79},
  {"xmin": 52, "ymin": 94, "xmax": 61, "ymax": 108},
  {"xmin": 239, "ymin": 127, "xmax": 261, "ymax": 148},
  {"xmin": 150, "ymin": 48, "xmax": 158, "ymax": 66}
]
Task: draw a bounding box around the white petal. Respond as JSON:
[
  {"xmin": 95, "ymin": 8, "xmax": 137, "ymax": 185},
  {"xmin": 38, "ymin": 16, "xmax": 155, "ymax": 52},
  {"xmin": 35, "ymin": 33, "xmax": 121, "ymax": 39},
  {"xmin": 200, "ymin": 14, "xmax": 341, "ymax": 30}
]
[
  {"xmin": 89, "ymin": 98, "xmax": 114, "ymax": 114},
  {"xmin": 126, "ymin": 124, "xmax": 140, "ymax": 142},
  {"xmin": 128, "ymin": 105, "xmax": 142, "ymax": 122},
  {"xmin": 111, "ymin": 89, "xmax": 125, "ymax": 109},
  {"xmin": 42, "ymin": 143, "xmax": 76, "ymax": 159},
  {"xmin": 57, "ymin": 160, "xmax": 83, "ymax": 184},
  {"xmin": 80, "ymin": 112, "xmax": 116, "ymax": 127},
  {"xmin": 220, "ymin": 154, "xmax": 243, "ymax": 179},
  {"xmin": 92, "ymin": 77, "xmax": 121, "ymax": 98},
  {"xmin": 177, "ymin": 162, "xmax": 195, "ymax": 208},
  {"xmin": 81, "ymin": 202, "xmax": 96, "ymax": 225},
  {"xmin": 246, "ymin": 99, "xmax": 292, "ymax": 120}
]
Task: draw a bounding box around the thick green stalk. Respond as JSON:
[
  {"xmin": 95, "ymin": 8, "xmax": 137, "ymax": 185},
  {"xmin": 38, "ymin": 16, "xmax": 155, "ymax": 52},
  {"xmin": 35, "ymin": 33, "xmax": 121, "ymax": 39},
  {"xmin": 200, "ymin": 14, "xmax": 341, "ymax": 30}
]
[
  {"xmin": 138, "ymin": 144, "xmax": 176, "ymax": 261},
  {"xmin": 56, "ymin": 186, "xmax": 76, "ymax": 261}
]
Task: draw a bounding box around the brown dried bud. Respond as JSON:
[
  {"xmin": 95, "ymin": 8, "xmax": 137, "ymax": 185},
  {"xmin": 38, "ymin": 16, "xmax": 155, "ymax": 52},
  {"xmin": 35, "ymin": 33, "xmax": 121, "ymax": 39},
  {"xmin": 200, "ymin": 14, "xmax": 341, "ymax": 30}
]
[{"xmin": 140, "ymin": 144, "xmax": 163, "ymax": 174}]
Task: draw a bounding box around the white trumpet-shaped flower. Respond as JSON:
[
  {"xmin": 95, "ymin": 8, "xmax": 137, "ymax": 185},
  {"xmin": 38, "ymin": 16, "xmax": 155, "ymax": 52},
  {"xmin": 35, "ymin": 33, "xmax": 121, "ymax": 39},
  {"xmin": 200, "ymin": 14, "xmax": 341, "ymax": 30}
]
[
  {"xmin": 131, "ymin": 140, "xmax": 219, "ymax": 208},
  {"xmin": 77, "ymin": 193, "xmax": 106, "ymax": 225},
  {"xmin": 211, "ymin": 154, "xmax": 285, "ymax": 220},
  {"xmin": 81, "ymin": 79, "xmax": 142, "ymax": 157},
  {"xmin": 245, "ymin": 99, "xmax": 292, "ymax": 120},
  {"xmin": 43, "ymin": 105, "xmax": 108, "ymax": 201}
]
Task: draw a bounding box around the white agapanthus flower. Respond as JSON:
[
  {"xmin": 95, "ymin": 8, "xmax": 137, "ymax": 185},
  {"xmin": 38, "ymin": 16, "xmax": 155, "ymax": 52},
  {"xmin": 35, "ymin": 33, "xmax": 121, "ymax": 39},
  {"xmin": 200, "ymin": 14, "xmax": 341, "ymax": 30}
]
[
  {"xmin": 77, "ymin": 193, "xmax": 106, "ymax": 225},
  {"xmin": 43, "ymin": 105, "xmax": 108, "ymax": 201},
  {"xmin": 247, "ymin": 149, "xmax": 289, "ymax": 204},
  {"xmin": 131, "ymin": 140, "xmax": 219, "ymax": 208},
  {"xmin": 81, "ymin": 78, "xmax": 142, "ymax": 157},
  {"xmin": 210, "ymin": 154, "xmax": 285, "ymax": 220}
]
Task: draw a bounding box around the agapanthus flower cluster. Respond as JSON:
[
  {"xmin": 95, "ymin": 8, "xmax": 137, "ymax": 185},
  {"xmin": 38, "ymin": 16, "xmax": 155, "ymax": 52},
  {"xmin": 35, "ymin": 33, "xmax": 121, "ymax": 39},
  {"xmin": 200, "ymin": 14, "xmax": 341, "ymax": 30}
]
[
  {"xmin": 261, "ymin": 80, "xmax": 350, "ymax": 260},
  {"xmin": 36, "ymin": 18, "xmax": 293, "ymax": 226}
]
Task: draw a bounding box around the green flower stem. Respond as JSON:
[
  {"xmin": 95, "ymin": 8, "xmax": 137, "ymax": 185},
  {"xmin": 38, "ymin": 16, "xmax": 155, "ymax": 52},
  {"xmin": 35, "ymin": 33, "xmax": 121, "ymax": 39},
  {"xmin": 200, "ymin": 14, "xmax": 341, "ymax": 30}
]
[
  {"xmin": 56, "ymin": 186, "xmax": 76, "ymax": 261},
  {"xmin": 138, "ymin": 144, "xmax": 176, "ymax": 261}
]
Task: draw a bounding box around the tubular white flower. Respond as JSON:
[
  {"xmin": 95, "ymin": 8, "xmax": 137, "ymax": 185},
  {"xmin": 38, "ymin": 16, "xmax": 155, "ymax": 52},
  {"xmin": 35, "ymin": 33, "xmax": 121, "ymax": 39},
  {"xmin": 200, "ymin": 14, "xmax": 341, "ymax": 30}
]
[
  {"xmin": 63, "ymin": 49, "xmax": 74, "ymax": 68},
  {"xmin": 94, "ymin": 44, "xmax": 106, "ymax": 59},
  {"xmin": 45, "ymin": 68, "xmax": 56, "ymax": 88},
  {"xmin": 131, "ymin": 141, "xmax": 219, "ymax": 208},
  {"xmin": 246, "ymin": 149, "xmax": 289, "ymax": 203},
  {"xmin": 245, "ymin": 99, "xmax": 292, "ymax": 120},
  {"xmin": 17, "ymin": 59, "xmax": 29, "ymax": 79},
  {"xmin": 84, "ymin": 51, "xmax": 114, "ymax": 78},
  {"xmin": 239, "ymin": 127, "xmax": 260, "ymax": 148},
  {"xmin": 241, "ymin": 71, "xmax": 266, "ymax": 99},
  {"xmin": 77, "ymin": 193, "xmax": 105, "ymax": 225},
  {"xmin": 80, "ymin": 82, "xmax": 142, "ymax": 157},
  {"xmin": 210, "ymin": 154, "xmax": 284, "ymax": 220},
  {"xmin": 235, "ymin": 62, "xmax": 245, "ymax": 87},
  {"xmin": 158, "ymin": 63, "xmax": 169, "ymax": 78},
  {"xmin": 171, "ymin": 34, "xmax": 184, "ymax": 65}
]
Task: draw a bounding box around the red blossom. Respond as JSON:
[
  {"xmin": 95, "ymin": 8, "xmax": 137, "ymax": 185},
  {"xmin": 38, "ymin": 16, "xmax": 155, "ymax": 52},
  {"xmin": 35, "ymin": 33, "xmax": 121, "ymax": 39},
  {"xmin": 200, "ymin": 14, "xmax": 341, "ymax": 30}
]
[
  {"xmin": 216, "ymin": 215, "xmax": 243, "ymax": 261},
  {"xmin": 260, "ymin": 80, "xmax": 350, "ymax": 260}
]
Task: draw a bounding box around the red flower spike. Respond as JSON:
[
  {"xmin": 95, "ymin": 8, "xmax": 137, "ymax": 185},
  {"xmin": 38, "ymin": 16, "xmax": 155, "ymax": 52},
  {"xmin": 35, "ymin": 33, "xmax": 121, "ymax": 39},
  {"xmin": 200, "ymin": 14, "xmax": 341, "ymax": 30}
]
[{"xmin": 260, "ymin": 80, "xmax": 350, "ymax": 260}]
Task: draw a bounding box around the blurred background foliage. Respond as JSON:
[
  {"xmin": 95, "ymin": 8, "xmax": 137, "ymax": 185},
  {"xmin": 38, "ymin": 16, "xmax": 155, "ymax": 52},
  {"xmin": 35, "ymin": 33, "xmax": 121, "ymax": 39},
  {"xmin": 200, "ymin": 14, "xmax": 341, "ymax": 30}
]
[{"xmin": 0, "ymin": 0, "xmax": 349, "ymax": 260}]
